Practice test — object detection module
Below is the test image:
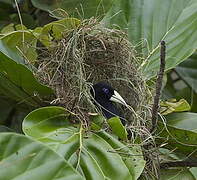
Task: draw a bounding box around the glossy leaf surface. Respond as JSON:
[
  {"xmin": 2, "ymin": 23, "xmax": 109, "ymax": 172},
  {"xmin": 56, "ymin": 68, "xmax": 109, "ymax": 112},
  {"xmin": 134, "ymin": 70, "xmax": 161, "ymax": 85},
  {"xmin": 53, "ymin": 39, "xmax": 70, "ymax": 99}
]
[
  {"xmin": 0, "ymin": 40, "xmax": 53, "ymax": 106},
  {"xmin": 176, "ymin": 53, "xmax": 197, "ymax": 93},
  {"xmin": 158, "ymin": 112, "xmax": 197, "ymax": 156},
  {"xmin": 23, "ymin": 106, "xmax": 145, "ymax": 180},
  {"xmin": 31, "ymin": 0, "xmax": 114, "ymax": 18},
  {"xmin": 161, "ymin": 168, "xmax": 195, "ymax": 180},
  {"xmin": 0, "ymin": 133, "xmax": 84, "ymax": 180},
  {"xmin": 108, "ymin": 117, "xmax": 128, "ymax": 140},
  {"xmin": 1, "ymin": 31, "xmax": 38, "ymax": 63},
  {"xmin": 103, "ymin": 0, "xmax": 197, "ymax": 79}
]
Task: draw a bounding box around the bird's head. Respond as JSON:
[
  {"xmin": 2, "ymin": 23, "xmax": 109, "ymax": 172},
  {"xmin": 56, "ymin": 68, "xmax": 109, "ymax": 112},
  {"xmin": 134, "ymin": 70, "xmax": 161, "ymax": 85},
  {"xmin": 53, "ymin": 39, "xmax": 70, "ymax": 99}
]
[{"xmin": 90, "ymin": 82, "xmax": 127, "ymax": 107}]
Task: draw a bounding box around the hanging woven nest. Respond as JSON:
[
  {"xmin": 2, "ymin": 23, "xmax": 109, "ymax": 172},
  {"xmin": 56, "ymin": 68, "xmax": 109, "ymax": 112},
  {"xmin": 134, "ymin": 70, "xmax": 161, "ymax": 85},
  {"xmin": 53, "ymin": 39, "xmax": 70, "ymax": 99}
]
[
  {"xmin": 36, "ymin": 18, "xmax": 152, "ymax": 130},
  {"xmin": 34, "ymin": 17, "xmax": 159, "ymax": 178}
]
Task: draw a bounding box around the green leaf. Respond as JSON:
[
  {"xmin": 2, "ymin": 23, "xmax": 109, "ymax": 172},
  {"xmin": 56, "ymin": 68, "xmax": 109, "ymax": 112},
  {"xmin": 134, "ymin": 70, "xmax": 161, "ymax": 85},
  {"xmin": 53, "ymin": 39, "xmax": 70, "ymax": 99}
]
[
  {"xmin": 103, "ymin": 0, "xmax": 197, "ymax": 79},
  {"xmin": 0, "ymin": 42, "xmax": 53, "ymax": 106},
  {"xmin": 160, "ymin": 99, "xmax": 191, "ymax": 115},
  {"xmin": 159, "ymin": 148, "xmax": 182, "ymax": 161},
  {"xmin": 176, "ymin": 53, "xmax": 197, "ymax": 93},
  {"xmin": 108, "ymin": 117, "xmax": 128, "ymax": 140},
  {"xmin": 97, "ymin": 131, "xmax": 146, "ymax": 180},
  {"xmin": 31, "ymin": 0, "xmax": 114, "ymax": 19},
  {"xmin": 82, "ymin": 133, "xmax": 133, "ymax": 180},
  {"xmin": 1, "ymin": 24, "xmax": 28, "ymax": 34},
  {"xmin": 162, "ymin": 73, "xmax": 177, "ymax": 99},
  {"xmin": 23, "ymin": 106, "xmax": 145, "ymax": 179},
  {"xmin": 0, "ymin": 63, "xmax": 53, "ymax": 98},
  {"xmin": 161, "ymin": 168, "xmax": 196, "ymax": 180},
  {"xmin": 0, "ymin": 125, "xmax": 13, "ymax": 132},
  {"xmin": 23, "ymin": 106, "xmax": 73, "ymax": 138},
  {"xmin": 1, "ymin": 30, "xmax": 38, "ymax": 63},
  {"xmin": 38, "ymin": 18, "xmax": 80, "ymax": 47},
  {"xmin": 89, "ymin": 113, "xmax": 104, "ymax": 131},
  {"xmin": 0, "ymin": 96, "xmax": 15, "ymax": 123},
  {"xmin": 0, "ymin": 73, "xmax": 40, "ymax": 107},
  {"xmin": 3, "ymin": 23, "xmax": 15, "ymax": 32},
  {"xmin": 23, "ymin": 106, "xmax": 81, "ymax": 162},
  {"xmin": 0, "ymin": 132, "xmax": 84, "ymax": 180},
  {"xmin": 159, "ymin": 148, "xmax": 197, "ymax": 180},
  {"xmin": 175, "ymin": 88, "xmax": 197, "ymax": 113},
  {"xmin": 190, "ymin": 168, "xmax": 197, "ymax": 180},
  {"xmin": 10, "ymin": 13, "xmax": 37, "ymax": 29},
  {"xmin": 158, "ymin": 112, "xmax": 197, "ymax": 155},
  {"xmin": 165, "ymin": 112, "xmax": 197, "ymax": 133},
  {"xmin": 0, "ymin": 38, "xmax": 26, "ymax": 64}
]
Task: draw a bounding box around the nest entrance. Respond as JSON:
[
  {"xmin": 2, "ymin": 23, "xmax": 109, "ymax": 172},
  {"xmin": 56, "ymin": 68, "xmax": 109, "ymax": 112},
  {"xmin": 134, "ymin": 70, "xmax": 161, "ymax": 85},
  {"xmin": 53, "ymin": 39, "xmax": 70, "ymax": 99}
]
[{"xmin": 37, "ymin": 19, "xmax": 151, "ymax": 126}]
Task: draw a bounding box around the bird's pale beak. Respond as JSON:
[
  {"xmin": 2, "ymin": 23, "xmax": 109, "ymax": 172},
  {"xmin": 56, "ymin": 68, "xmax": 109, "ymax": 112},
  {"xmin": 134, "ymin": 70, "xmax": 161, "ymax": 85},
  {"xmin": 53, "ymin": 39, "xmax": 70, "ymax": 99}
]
[{"xmin": 110, "ymin": 90, "xmax": 127, "ymax": 106}]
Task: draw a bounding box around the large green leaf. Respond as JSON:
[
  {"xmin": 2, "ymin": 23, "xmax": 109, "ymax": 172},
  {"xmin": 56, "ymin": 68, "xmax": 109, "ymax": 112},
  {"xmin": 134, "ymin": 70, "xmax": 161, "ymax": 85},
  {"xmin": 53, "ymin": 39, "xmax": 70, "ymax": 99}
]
[
  {"xmin": 103, "ymin": 0, "xmax": 197, "ymax": 79},
  {"xmin": 1, "ymin": 31, "xmax": 38, "ymax": 63},
  {"xmin": 97, "ymin": 131, "xmax": 145, "ymax": 180},
  {"xmin": 23, "ymin": 106, "xmax": 73, "ymax": 138},
  {"xmin": 176, "ymin": 87, "xmax": 197, "ymax": 113},
  {"xmin": 158, "ymin": 112, "xmax": 197, "ymax": 156},
  {"xmin": 0, "ymin": 73, "xmax": 39, "ymax": 106},
  {"xmin": 176, "ymin": 53, "xmax": 197, "ymax": 94},
  {"xmin": 159, "ymin": 148, "xmax": 197, "ymax": 180},
  {"xmin": 81, "ymin": 133, "xmax": 133, "ymax": 180},
  {"xmin": 0, "ymin": 40, "xmax": 53, "ymax": 106},
  {"xmin": 165, "ymin": 112, "xmax": 197, "ymax": 133},
  {"xmin": 0, "ymin": 38, "xmax": 26, "ymax": 65},
  {"xmin": 162, "ymin": 71, "xmax": 197, "ymax": 113},
  {"xmin": 160, "ymin": 168, "xmax": 195, "ymax": 180},
  {"xmin": 23, "ymin": 106, "xmax": 145, "ymax": 180},
  {"xmin": 31, "ymin": 0, "xmax": 114, "ymax": 19},
  {"xmin": 0, "ymin": 133, "xmax": 84, "ymax": 180},
  {"xmin": 0, "ymin": 53, "xmax": 52, "ymax": 96},
  {"xmin": 0, "ymin": 96, "xmax": 15, "ymax": 123}
]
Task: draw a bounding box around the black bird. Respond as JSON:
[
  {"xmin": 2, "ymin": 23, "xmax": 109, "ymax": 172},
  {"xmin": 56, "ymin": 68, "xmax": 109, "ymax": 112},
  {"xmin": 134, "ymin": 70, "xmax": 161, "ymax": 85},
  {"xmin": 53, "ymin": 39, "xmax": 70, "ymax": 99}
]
[{"xmin": 90, "ymin": 82, "xmax": 127, "ymax": 124}]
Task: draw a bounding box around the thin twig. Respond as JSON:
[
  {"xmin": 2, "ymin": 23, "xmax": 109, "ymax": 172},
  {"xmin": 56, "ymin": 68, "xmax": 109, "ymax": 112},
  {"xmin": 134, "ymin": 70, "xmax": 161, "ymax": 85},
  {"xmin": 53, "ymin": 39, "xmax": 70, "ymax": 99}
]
[
  {"xmin": 150, "ymin": 41, "xmax": 166, "ymax": 133},
  {"xmin": 14, "ymin": 0, "xmax": 24, "ymax": 43}
]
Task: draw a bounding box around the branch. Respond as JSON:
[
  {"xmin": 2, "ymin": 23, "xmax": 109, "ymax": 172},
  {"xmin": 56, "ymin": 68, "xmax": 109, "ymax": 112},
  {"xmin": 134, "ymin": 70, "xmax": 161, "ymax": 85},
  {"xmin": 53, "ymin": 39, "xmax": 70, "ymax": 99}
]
[
  {"xmin": 160, "ymin": 160, "xmax": 197, "ymax": 169},
  {"xmin": 150, "ymin": 41, "xmax": 166, "ymax": 133}
]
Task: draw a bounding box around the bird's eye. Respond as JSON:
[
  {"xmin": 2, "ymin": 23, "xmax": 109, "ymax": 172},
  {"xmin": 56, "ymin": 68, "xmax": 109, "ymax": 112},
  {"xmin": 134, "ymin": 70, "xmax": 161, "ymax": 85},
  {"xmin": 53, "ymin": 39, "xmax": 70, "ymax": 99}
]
[{"xmin": 102, "ymin": 88, "xmax": 109, "ymax": 94}]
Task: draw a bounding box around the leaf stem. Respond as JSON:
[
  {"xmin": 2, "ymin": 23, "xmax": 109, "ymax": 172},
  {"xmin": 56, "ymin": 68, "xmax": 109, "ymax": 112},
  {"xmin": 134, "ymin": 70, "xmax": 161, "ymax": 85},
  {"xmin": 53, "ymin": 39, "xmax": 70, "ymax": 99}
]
[{"xmin": 160, "ymin": 160, "xmax": 197, "ymax": 169}]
